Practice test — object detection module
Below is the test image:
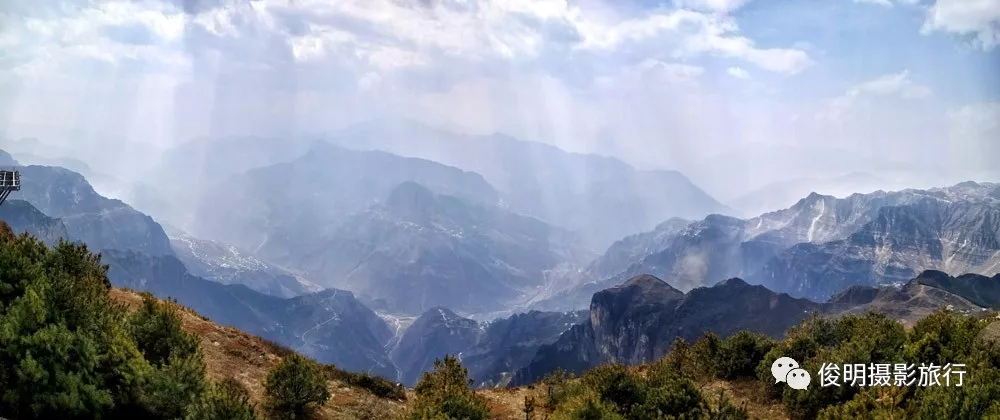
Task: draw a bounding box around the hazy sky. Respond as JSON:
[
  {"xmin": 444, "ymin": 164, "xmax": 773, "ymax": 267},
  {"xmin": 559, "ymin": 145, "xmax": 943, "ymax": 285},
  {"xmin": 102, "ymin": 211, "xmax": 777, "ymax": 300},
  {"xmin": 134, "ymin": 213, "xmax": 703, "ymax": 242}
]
[{"xmin": 1, "ymin": 0, "xmax": 998, "ymax": 176}]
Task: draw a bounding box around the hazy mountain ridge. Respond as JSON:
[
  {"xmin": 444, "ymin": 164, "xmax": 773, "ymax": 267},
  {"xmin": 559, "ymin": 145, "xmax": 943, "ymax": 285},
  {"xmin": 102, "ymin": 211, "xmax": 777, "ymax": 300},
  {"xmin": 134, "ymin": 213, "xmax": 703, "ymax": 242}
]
[
  {"xmin": 0, "ymin": 199, "xmax": 69, "ymax": 245},
  {"xmin": 165, "ymin": 225, "xmax": 318, "ymax": 298},
  {"xmin": 757, "ymin": 197, "xmax": 1000, "ymax": 300},
  {"xmin": 292, "ymin": 181, "xmax": 595, "ymax": 315},
  {"xmin": 727, "ymin": 172, "xmax": 897, "ymax": 217},
  {"xmin": 328, "ymin": 120, "xmax": 730, "ymax": 249},
  {"xmin": 535, "ymin": 182, "xmax": 1000, "ymax": 311},
  {"xmin": 13, "ymin": 165, "xmax": 174, "ymax": 256},
  {"xmin": 0, "ymin": 150, "xmax": 19, "ymax": 166},
  {"xmin": 191, "ymin": 141, "xmax": 500, "ymax": 267}
]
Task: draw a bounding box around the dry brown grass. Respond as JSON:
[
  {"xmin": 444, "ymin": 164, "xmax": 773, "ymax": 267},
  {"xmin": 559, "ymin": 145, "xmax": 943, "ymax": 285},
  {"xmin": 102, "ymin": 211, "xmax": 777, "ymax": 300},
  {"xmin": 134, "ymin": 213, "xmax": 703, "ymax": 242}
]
[
  {"xmin": 110, "ymin": 288, "xmax": 532, "ymax": 419},
  {"xmin": 110, "ymin": 288, "xmax": 801, "ymax": 419}
]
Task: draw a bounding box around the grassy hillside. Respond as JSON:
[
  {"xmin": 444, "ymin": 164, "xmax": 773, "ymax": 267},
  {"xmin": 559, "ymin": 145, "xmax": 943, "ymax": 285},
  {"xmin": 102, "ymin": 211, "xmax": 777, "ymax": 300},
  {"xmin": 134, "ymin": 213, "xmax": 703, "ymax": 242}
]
[{"xmin": 3, "ymin": 220, "xmax": 1000, "ymax": 420}]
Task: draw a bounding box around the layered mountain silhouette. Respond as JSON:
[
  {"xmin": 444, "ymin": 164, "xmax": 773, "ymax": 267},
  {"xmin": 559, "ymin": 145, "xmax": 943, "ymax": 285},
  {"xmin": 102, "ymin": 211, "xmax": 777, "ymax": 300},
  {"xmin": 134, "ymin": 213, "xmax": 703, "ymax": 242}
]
[
  {"xmin": 328, "ymin": 119, "xmax": 730, "ymax": 249},
  {"xmin": 536, "ymin": 182, "xmax": 1000, "ymax": 310},
  {"xmin": 14, "ymin": 165, "xmax": 174, "ymax": 256},
  {"xmin": 291, "ymin": 181, "xmax": 594, "ymax": 315},
  {"xmin": 191, "ymin": 141, "xmax": 500, "ymax": 267},
  {"xmin": 0, "ymin": 167, "xmax": 592, "ymax": 383},
  {"xmin": 513, "ymin": 271, "xmax": 1000, "ymax": 385},
  {"xmin": 756, "ymin": 192, "xmax": 1000, "ymax": 300}
]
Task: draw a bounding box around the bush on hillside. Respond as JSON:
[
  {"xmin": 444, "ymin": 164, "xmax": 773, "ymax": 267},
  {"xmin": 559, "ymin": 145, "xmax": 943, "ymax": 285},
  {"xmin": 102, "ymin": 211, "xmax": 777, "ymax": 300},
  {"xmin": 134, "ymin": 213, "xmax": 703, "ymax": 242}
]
[
  {"xmin": 264, "ymin": 353, "xmax": 331, "ymax": 419},
  {"xmin": 187, "ymin": 378, "xmax": 258, "ymax": 420},
  {"xmin": 325, "ymin": 366, "xmax": 407, "ymax": 401},
  {"xmin": 558, "ymin": 362, "xmax": 707, "ymax": 419},
  {"xmin": 408, "ymin": 354, "xmax": 491, "ymax": 420},
  {"xmin": 716, "ymin": 331, "xmax": 775, "ymax": 380}
]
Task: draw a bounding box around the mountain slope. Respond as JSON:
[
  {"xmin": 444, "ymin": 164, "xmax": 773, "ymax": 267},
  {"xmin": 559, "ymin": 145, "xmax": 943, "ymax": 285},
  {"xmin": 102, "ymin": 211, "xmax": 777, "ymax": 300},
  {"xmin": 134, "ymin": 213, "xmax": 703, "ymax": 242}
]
[
  {"xmin": 389, "ymin": 306, "xmax": 587, "ymax": 387},
  {"xmin": 14, "ymin": 165, "xmax": 174, "ymax": 256},
  {"xmin": 512, "ymin": 274, "xmax": 819, "ymax": 385},
  {"xmin": 0, "ymin": 199, "xmax": 69, "ymax": 245},
  {"xmin": 191, "ymin": 142, "xmax": 500, "ymax": 266},
  {"xmin": 293, "ymin": 181, "xmax": 594, "ymax": 315},
  {"xmin": 756, "ymin": 197, "xmax": 1000, "ymax": 300},
  {"xmin": 537, "ymin": 182, "xmax": 1000, "ymax": 311},
  {"xmin": 330, "ymin": 119, "xmax": 729, "ymax": 249},
  {"xmin": 165, "ymin": 225, "xmax": 316, "ymax": 298},
  {"xmin": 102, "ymin": 250, "xmax": 397, "ymax": 378},
  {"xmin": 0, "ymin": 149, "xmax": 18, "ymax": 166}
]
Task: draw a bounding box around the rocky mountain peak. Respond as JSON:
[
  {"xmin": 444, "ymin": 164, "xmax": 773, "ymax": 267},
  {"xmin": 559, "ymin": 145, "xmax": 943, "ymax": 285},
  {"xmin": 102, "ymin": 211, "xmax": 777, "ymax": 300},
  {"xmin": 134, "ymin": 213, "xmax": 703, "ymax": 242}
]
[{"xmin": 596, "ymin": 274, "xmax": 684, "ymax": 310}]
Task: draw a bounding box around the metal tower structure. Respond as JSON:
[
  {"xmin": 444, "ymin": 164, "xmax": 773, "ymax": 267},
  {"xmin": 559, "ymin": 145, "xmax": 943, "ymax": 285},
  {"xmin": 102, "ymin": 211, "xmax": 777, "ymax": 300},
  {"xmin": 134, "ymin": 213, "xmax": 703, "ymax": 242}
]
[{"xmin": 0, "ymin": 169, "xmax": 20, "ymax": 207}]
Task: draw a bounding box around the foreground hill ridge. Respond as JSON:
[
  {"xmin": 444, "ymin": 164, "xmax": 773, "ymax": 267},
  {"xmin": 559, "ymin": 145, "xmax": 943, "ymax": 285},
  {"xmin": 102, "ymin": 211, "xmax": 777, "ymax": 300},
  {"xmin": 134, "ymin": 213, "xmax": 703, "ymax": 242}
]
[
  {"xmin": 3, "ymin": 219, "xmax": 1000, "ymax": 419},
  {"xmin": 90, "ymin": 272, "xmax": 1000, "ymax": 420}
]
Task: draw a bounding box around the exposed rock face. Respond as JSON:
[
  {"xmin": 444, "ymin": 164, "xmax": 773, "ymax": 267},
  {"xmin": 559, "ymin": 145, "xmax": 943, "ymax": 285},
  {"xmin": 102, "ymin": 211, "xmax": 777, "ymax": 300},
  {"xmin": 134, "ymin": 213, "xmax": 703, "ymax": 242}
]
[
  {"xmin": 102, "ymin": 250, "xmax": 396, "ymax": 378},
  {"xmin": 515, "ymin": 270, "xmax": 1000, "ymax": 385},
  {"xmin": 15, "ymin": 165, "xmax": 173, "ymax": 256},
  {"xmin": 389, "ymin": 307, "xmax": 483, "ymax": 386},
  {"xmin": 537, "ymin": 183, "xmax": 1000, "ymax": 311},
  {"xmin": 292, "ymin": 182, "xmax": 593, "ymax": 315},
  {"xmin": 0, "ymin": 199, "xmax": 69, "ymax": 245},
  {"xmin": 389, "ymin": 306, "xmax": 586, "ymax": 387},
  {"xmin": 512, "ymin": 274, "xmax": 820, "ymax": 385},
  {"xmin": 756, "ymin": 198, "xmax": 1000, "ymax": 301}
]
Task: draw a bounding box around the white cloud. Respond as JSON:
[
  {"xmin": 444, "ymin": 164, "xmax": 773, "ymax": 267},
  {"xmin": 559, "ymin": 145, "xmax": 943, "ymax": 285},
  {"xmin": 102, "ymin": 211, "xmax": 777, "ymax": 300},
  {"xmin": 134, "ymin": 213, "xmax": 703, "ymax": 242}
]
[
  {"xmin": 0, "ymin": 0, "xmax": 992, "ymax": 185},
  {"xmin": 824, "ymin": 70, "xmax": 932, "ymax": 117},
  {"xmin": 848, "ymin": 70, "xmax": 933, "ymax": 98},
  {"xmin": 727, "ymin": 66, "xmax": 751, "ymax": 79},
  {"xmin": 922, "ymin": 0, "xmax": 1000, "ymax": 50}
]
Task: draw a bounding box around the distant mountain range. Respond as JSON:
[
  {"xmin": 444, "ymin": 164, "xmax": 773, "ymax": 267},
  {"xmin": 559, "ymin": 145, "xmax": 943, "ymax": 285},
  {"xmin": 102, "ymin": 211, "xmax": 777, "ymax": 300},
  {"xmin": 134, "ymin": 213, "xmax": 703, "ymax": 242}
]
[
  {"xmin": 14, "ymin": 165, "xmax": 174, "ymax": 256},
  {"xmin": 726, "ymin": 172, "xmax": 900, "ymax": 218},
  {"xmin": 534, "ymin": 182, "xmax": 1000, "ymax": 310},
  {"xmin": 2, "ymin": 145, "xmax": 998, "ymax": 392},
  {"xmin": 327, "ymin": 119, "xmax": 731, "ymax": 249},
  {"xmin": 190, "ymin": 141, "xmax": 499, "ymax": 267},
  {"xmin": 290, "ymin": 181, "xmax": 594, "ymax": 315}
]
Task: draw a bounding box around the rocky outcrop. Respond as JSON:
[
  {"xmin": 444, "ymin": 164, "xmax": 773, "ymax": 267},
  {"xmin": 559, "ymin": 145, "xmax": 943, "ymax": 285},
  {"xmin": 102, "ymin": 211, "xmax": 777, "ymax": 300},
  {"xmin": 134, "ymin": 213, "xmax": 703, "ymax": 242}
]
[
  {"xmin": 389, "ymin": 307, "xmax": 586, "ymax": 387},
  {"xmin": 512, "ymin": 274, "xmax": 820, "ymax": 385}
]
